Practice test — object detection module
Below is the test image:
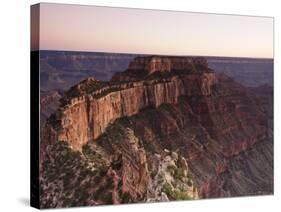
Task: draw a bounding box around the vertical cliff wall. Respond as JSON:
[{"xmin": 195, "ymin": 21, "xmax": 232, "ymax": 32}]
[{"xmin": 51, "ymin": 73, "xmax": 216, "ymax": 150}]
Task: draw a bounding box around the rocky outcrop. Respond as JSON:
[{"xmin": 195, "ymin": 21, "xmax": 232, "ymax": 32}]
[
  {"xmin": 113, "ymin": 73, "xmax": 273, "ymax": 198},
  {"xmin": 127, "ymin": 56, "xmax": 207, "ymax": 73},
  {"xmin": 43, "ymin": 57, "xmax": 216, "ymax": 150},
  {"xmin": 40, "ymin": 125, "xmax": 199, "ymax": 208},
  {"xmin": 112, "ymin": 56, "xmax": 210, "ymax": 81},
  {"xmin": 147, "ymin": 150, "xmax": 199, "ymax": 201},
  {"xmin": 40, "ymin": 90, "xmax": 61, "ymax": 125}
]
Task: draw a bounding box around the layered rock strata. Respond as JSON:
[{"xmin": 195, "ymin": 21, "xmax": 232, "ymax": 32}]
[
  {"xmin": 43, "ymin": 57, "xmax": 216, "ymax": 150},
  {"xmin": 112, "ymin": 56, "xmax": 210, "ymax": 81}
]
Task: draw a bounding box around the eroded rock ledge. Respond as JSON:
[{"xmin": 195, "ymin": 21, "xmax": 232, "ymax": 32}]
[{"xmin": 43, "ymin": 56, "xmax": 217, "ymax": 150}]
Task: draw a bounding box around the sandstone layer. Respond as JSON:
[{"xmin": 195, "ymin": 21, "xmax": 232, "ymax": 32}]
[{"xmin": 44, "ymin": 57, "xmax": 216, "ymax": 150}]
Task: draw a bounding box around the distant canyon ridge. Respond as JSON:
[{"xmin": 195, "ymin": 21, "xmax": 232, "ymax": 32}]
[{"xmin": 40, "ymin": 51, "xmax": 273, "ymax": 91}]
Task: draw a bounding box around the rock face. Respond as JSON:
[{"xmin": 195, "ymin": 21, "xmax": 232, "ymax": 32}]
[
  {"xmin": 127, "ymin": 56, "xmax": 208, "ymax": 74},
  {"xmin": 118, "ymin": 78, "xmax": 273, "ymax": 198},
  {"xmin": 44, "ymin": 56, "xmax": 216, "ymax": 150},
  {"xmin": 40, "ymin": 90, "xmax": 62, "ymax": 125},
  {"xmin": 112, "ymin": 56, "xmax": 210, "ymax": 81},
  {"xmin": 40, "ymin": 124, "xmax": 198, "ymax": 208},
  {"xmin": 147, "ymin": 151, "xmax": 199, "ymax": 202},
  {"xmin": 40, "ymin": 55, "xmax": 273, "ymax": 208}
]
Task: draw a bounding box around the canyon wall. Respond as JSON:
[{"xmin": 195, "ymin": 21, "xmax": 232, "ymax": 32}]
[
  {"xmin": 112, "ymin": 56, "xmax": 210, "ymax": 81},
  {"xmin": 127, "ymin": 56, "xmax": 208, "ymax": 73},
  {"xmin": 48, "ymin": 72, "xmax": 216, "ymax": 150}
]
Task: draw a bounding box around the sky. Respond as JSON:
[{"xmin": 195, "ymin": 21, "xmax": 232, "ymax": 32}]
[{"xmin": 34, "ymin": 3, "xmax": 274, "ymax": 58}]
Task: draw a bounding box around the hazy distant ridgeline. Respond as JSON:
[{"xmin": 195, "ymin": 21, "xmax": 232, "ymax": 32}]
[
  {"xmin": 39, "ymin": 51, "xmax": 139, "ymax": 91},
  {"xmin": 39, "ymin": 50, "xmax": 273, "ymax": 91},
  {"xmin": 208, "ymin": 58, "xmax": 273, "ymax": 87}
]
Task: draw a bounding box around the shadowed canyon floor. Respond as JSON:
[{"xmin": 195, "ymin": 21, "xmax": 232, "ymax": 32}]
[{"xmin": 39, "ymin": 55, "xmax": 273, "ymax": 208}]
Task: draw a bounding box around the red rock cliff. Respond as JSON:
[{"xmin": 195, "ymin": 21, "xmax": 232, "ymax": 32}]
[
  {"xmin": 43, "ymin": 56, "xmax": 216, "ymax": 150},
  {"xmin": 127, "ymin": 56, "xmax": 208, "ymax": 73},
  {"xmin": 112, "ymin": 56, "xmax": 210, "ymax": 81}
]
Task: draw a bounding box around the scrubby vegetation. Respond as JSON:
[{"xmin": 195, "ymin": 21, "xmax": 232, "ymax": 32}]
[
  {"xmin": 162, "ymin": 182, "xmax": 192, "ymax": 200},
  {"xmin": 144, "ymin": 71, "xmax": 176, "ymax": 81},
  {"xmin": 40, "ymin": 141, "xmax": 114, "ymax": 208},
  {"xmin": 120, "ymin": 192, "xmax": 133, "ymax": 203}
]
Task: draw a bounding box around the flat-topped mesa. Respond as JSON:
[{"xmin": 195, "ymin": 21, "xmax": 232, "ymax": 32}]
[
  {"xmin": 129, "ymin": 56, "xmax": 172, "ymax": 73},
  {"xmin": 112, "ymin": 56, "xmax": 211, "ymax": 81},
  {"xmin": 43, "ymin": 56, "xmax": 217, "ymax": 150}
]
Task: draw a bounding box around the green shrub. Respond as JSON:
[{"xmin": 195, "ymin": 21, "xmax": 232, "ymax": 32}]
[
  {"xmin": 167, "ymin": 164, "xmax": 176, "ymax": 174},
  {"xmin": 162, "ymin": 182, "xmax": 173, "ymax": 198},
  {"xmin": 162, "ymin": 182, "xmax": 192, "ymax": 200},
  {"xmin": 121, "ymin": 192, "xmax": 132, "ymax": 203},
  {"xmin": 150, "ymin": 170, "xmax": 157, "ymax": 179},
  {"xmin": 173, "ymin": 190, "xmax": 192, "ymax": 200},
  {"xmin": 174, "ymin": 168, "xmax": 184, "ymax": 180},
  {"xmin": 157, "ymin": 175, "xmax": 164, "ymax": 184},
  {"xmin": 100, "ymin": 192, "xmax": 113, "ymax": 204}
]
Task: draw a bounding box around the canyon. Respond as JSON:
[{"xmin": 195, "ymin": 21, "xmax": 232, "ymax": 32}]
[{"xmin": 40, "ymin": 55, "xmax": 273, "ymax": 208}]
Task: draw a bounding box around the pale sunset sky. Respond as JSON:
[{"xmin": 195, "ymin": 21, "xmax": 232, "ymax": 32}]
[{"xmin": 35, "ymin": 3, "xmax": 274, "ymax": 58}]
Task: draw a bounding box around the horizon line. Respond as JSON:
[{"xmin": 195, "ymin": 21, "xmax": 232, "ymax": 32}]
[{"xmin": 33, "ymin": 49, "xmax": 274, "ymax": 60}]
